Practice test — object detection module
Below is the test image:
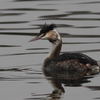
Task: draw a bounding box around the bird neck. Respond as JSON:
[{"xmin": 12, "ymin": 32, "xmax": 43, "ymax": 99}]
[
  {"xmin": 43, "ymin": 31, "xmax": 62, "ymax": 67},
  {"xmin": 43, "ymin": 38, "xmax": 62, "ymax": 67},
  {"xmin": 48, "ymin": 39, "xmax": 62, "ymax": 59}
]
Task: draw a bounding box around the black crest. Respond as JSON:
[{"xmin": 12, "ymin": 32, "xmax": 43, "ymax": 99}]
[{"xmin": 40, "ymin": 23, "xmax": 56, "ymax": 34}]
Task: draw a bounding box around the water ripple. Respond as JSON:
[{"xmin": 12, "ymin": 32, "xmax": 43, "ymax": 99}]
[
  {"xmin": 0, "ymin": 13, "xmax": 24, "ymax": 16},
  {"xmin": 77, "ymin": 1, "xmax": 100, "ymax": 4},
  {"xmin": 39, "ymin": 11, "xmax": 100, "ymax": 20},
  {"xmin": 0, "ymin": 8, "xmax": 56, "ymax": 11},
  {"xmin": 0, "ymin": 45, "xmax": 21, "ymax": 47},
  {"xmin": 0, "ymin": 21, "xmax": 29, "ymax": 24}
]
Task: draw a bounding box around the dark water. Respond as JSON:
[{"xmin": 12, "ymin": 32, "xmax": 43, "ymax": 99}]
[{"xmin": 0, "ymin": 0, "xmax": 100, "ymax": 100}]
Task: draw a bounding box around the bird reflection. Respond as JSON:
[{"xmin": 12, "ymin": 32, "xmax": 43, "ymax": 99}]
[{"xmin": 43, "ymin": 69, "xmax": 99, "ymax": 100}]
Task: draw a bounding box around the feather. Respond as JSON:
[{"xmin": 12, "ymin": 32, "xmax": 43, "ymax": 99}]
[{"xmin": 40, "ymin": 23, "xmax": 56, "ymax": 34}]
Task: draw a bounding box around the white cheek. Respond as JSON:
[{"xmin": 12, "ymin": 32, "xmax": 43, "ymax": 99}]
[
  {"xmin": 41, "ymin": 34, "xmax": 49, "ymax": 40},
  {"xmin": 41, "ymin": 36, "xmax": 46, "ymax": 40}
]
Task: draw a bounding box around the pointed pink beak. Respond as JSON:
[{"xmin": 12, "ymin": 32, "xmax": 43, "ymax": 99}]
[{"xmin": 29, "ymin": 36, "xmax": 42, "ymax": 42}]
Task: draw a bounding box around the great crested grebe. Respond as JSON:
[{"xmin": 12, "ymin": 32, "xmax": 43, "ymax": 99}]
[{"xmin": 29, "ymin": 23, "xmax": 100, "ymax": 71}]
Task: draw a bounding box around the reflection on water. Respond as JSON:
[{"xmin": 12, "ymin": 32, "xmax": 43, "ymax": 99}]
[
  {"xmin": 0, "ymin": 0, "xmax": 100, "ymax": 100},
  {"xmin": 33, "ymin": 69, "xmax": 99, "ymax": 100}
]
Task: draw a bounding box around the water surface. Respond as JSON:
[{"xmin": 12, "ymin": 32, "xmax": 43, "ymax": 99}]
[{"xmin": 0, "ymin": 0, "xmax": 100, "ymax": 100}]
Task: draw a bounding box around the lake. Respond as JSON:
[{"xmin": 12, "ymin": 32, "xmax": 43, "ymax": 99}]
[{"xmin": 0, "ymin": 0, "xmax": 100, "ymax": 100}]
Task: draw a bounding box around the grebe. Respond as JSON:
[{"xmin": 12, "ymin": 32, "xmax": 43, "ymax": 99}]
[{"xmin": 29, "ymin": 23, "xmax": 100, "ymax": 71}]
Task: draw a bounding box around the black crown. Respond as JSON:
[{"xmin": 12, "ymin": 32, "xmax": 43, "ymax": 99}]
[{"xmin": 40, "ymin": 23, "xmax": 56, "ymax": 34}]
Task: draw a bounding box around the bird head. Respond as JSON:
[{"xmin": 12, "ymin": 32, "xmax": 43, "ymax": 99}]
[{"xmin": 29, "ymin": 23, "xmax": 60, "ymax": 43}]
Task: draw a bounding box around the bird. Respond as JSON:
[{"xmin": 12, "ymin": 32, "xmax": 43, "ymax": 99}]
[{"xmin": 29, "ymin": 23, "xmax": 100, "ymax": 71}]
